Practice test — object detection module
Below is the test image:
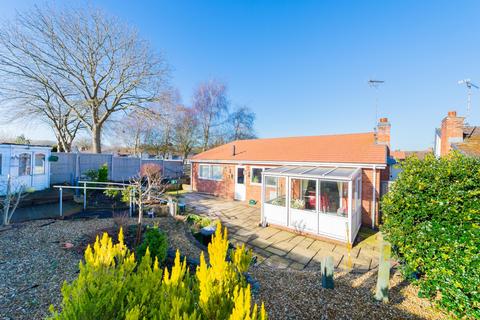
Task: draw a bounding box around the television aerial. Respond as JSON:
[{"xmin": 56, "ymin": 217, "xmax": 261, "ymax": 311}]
[
  {"xmin": 368, "ymin": 79, "xmax": 385, "ymax": 126},
  {"xmin": 458, "ymin": 78, "xmax": 478, "ymax": 120}
]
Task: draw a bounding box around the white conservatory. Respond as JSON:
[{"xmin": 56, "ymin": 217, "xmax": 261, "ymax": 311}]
[
  {"xmin": 0, "ymin": 144, "xmax": 51, "ymax": 195},
  {"xmin": 261, "ymin": 166, "xmax": 362, "ymax": 245}
]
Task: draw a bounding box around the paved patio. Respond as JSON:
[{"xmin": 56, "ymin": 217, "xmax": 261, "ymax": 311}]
[{"xmin": 183, "ymin": 192, "xmax": 383, "ymax": 272}]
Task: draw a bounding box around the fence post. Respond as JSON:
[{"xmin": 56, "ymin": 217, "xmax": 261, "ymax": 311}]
[
  {"xmin": 59, "ymin": 187, "xmax": 63, "ymax": 217},
  {"xmin": 321, "ymin": 256, "xmax": 334, "ymax": 289},
  {"xmin": 83, "ymin": 182, "xmax": 87, "ymax": 211},
  {"xmin": 375, "ymin": 235, "xmax": 391, "ymax": 303},
  {"xmin": 129, "ymin": 188, "xmax": 133, "ymax": 218}
]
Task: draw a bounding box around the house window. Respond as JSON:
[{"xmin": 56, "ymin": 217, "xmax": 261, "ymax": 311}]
[
  {"xmin": 265, "ymin": 176, "xmax": 286, "ymax": 207},
  {"xmin": 290, "ymin": 178, "xmax": 317, "ymax": 211},
  {"xmin": 34, "ymin": 153, "xmax": 46, "ymax": 175},
  {"xmin": 18, "ymin": 153, "xmax": 31, "ymax": 176},
  {"xmin": 251, "ymin": 167, "xmax": 275, "ymax": 185},
  {"xmin": 319, "ymin": 181, "xmax": 349, "ymax": 217},
  {"xmin": 198, "ymin": 164, "xmax": 223, "ymax": 181},
  {"xmin": 251, "ymin": 167, "xmax": 263, "ymax": 184}
]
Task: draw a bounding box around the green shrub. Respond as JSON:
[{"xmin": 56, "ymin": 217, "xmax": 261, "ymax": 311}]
[
  {"xmin": 381, "ymin": 152, "xmax": 480, "ymax": 318},
  {"xmin": 136, "ymin": 226, "xmax": 168, "ymax": 264},
  {"xmin": 186, "ymin": 214, "xmax": 212, "ymax": 228},
  {"xmin": 47, "ymin": 223, "xmax": 266, "ymax": 320},
  {"xmin": 84, "ymin": 169, "xmax": 98, "ymax": 181},
  {"xmin": 98, "ymin": 163, "xmax": 108, "ymax": 182}
]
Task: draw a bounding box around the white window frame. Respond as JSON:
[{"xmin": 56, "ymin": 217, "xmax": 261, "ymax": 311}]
[
  {"xmin": 250, "ymin": 166, "xmax": 276, "ymax": 186},
  {"xmin": 198, "ymin": 164, "xmax": 223, "ymax": 181},
  {"xmin": 18, "ymin": 152, "xmax": 32, "ymax": 176},
  {"xmin": 34, "ymin": 153, "xmax": 46, "ymax": 175}
]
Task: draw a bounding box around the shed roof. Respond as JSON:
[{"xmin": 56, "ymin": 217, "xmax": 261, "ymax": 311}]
[{"xmin": 191, "ymin": 132, "xmax": 387, "ymax": 165}]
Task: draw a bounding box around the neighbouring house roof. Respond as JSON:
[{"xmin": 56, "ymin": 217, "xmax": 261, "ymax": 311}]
[
  {"xmin": 452, "ymin": 135, "xmax": 480, "ymax": 158},
  {"xmin": 191, "ymin": 132, "xmax": 388, "ymax": 165},
  {"xmin": 391, "ymin": 149, "xmax": 433, "ymax": 161}
]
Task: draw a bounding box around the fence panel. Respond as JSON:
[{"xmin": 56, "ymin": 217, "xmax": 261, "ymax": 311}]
[
  {"xmin": 50, "ymin": 152, "xmax": 77, "ymax": 184},
  {"xmin": 112, "ymin": 157, "xmax": 141, "ymax": 181},
  {"xmin": 50, "ymin": 153, "xmax": 185, "ymax": 185}
]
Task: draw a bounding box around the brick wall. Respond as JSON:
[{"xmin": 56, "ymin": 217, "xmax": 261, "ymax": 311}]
[
  {"xmin": 192, "ymin": 162, "xmax": 235, "ymax": 199},
  {"xmin": 440, "ymin": 111, "xmax": 465, "ymax": 156}
]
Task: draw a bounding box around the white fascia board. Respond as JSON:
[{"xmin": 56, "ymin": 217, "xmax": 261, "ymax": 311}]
[{"xmin": 189, "ymin": 159, "xmax": 386, "ymax": 170}]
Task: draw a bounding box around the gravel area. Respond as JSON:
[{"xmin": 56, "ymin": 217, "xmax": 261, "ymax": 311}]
[
  {"xmin": 1, "ymin": 217, "xmax": 446, "ymax": 320},
  {"xmin": 251, "ymin": 265, "xmax": 446, "ymax": 320},
  {"xmin": 0, "ymin": 216, "xmax": 202, "ymax": 320}
]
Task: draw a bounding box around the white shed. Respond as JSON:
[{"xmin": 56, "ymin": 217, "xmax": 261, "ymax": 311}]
[{"xmin": 0, "ymin": 144, "xmax": 51, "ymax": 195}]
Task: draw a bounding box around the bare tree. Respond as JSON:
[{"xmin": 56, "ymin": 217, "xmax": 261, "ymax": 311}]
[
  {"xmin": 131, "ymin": 163, "xmax": 166, "ymax": 243},
  {"xmin": 192, "ymin": 80, "xmax": 229, "ymax": 151},
  {"xmin": 174, "ymin": 105, "xmax": 198, "ymax": 161},
  {"xmin": 228, "ymin": 106, "xmax": 257, "ymax": 141},
  {"xmin": 116, "ymin": 108, "xmax": 158, "ymax": 157},
  {"xmin": 0, "ymin": 5, "xmax": 169, "ymax": 153},
  {"xmin": 0, "ymin": 77, "xmax": 84, "ymax": 152},
  {"xmin": 1, "ymin": 175, "xmax": 25, "ymax": 225}
]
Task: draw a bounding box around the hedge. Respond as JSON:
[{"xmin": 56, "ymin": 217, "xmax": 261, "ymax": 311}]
[{"xmin": 381, "ymin": 152, "xmax": 480, "ymax": 318}]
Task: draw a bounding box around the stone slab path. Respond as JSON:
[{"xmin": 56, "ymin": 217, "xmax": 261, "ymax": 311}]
[{"xmin": 183, "ymin": 192, "xmax": 382, "ymax": 272}]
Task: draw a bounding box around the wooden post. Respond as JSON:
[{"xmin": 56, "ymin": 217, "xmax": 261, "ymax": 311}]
[
  {"xmin": 129, "ymin": 188, "xmax": 133, "ymax": 218},
  {"xmin": 321, "ymin": 256, "xmax": 334, "ymax": 289},
  {"xmin": 375, "ymin": 235, "xmax": 391, "ymax": 303},
  {"xmin": 59, "ymin": 187, "xmax": 63, "ymax": 217}
]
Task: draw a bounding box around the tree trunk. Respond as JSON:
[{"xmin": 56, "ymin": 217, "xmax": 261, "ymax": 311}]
[{"xmin": 91, "ymin": 126, "xmax": 102, "ymax": 153}]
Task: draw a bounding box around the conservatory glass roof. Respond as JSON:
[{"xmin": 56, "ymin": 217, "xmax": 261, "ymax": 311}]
[{"xmin": 263, "ymin": 166, "xmax": 360, "ymax": 180}]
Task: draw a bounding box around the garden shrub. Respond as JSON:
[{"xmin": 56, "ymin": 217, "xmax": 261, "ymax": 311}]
[
  {"xmin": 136, "ymin": 226, "xmax": 168, "ymax": 264},
  {"xmin": 47, "ymin": 222, "xmax": 266, "ymax": 320},
  {"xmin": 381, "ymin": 152, "xmax": 480, "ymax": 318},
  {"xmin": 98, "ymin": 163, "xmax": 109, "ymax": 182}
]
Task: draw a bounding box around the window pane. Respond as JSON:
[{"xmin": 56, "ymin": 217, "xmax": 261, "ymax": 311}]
[
  {"xmin": 265, "ymin": 176, "xmax": 276, "ymax": 187},
  {"xmin": 266, "ymin": 177, "xmax": 286, "ymax": 207},
  {"xmin": 34, "ymin": 153, "xmax": 45, "ymax": 174},
  {"xmin": 290, "ymin": 178, "xmax": 316, "ymax": 211},
  {"xmin": 251, "ymin": 167, "xmax": 263, "ymax": 184},
  {"xmin": 199, "ymin": 165, "xmax": 210, "ymax": 179},
  {"xmin": 320, "ymin": 181, "xmax": 349, "ymax": 217},
  {"xmin": 212, "ymin": 165, "xmax": 223, "ymax": 180},
  {"xmin": 19, "ymin": 153, "xmax": 31, "ymax": 176},
  {"xmin": 236, "ymin": 167, "xmax": 245, "ymax": 184}
]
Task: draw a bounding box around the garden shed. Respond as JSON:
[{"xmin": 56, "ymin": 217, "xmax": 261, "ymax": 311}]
[{"xmin": 0, "ymin": 143, "xmax": 51, "ymax": 195}]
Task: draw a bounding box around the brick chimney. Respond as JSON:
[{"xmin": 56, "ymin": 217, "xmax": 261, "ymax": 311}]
[
  {"xmin": 440, "ymin": 111, "xmax": 464, "ymax": 156},
  {"xmin": 376, "ymin": 117, "xmax": 391, "ymax": 147}
]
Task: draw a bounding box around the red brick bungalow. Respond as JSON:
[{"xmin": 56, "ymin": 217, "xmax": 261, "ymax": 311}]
[{"xmin": 190, "ymin": 119, "xmax": 391, "ymax": 244}]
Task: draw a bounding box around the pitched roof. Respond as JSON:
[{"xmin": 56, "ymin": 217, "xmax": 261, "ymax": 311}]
[
  {"xmin": 192, "ymin": 132, "xmax": 387, "ymax": 164},
  {"xmin": 452, "ymin": 136, "xmax": 480, "ymax": 158}
]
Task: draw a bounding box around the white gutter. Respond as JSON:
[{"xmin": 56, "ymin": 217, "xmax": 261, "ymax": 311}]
[
  {"xmin": 189, "ymin": 159, "xmax": 386, "ymax": 170},
  {"xmin": 372, "ymin": 165, "xmax": 377, "ymax": 229}
]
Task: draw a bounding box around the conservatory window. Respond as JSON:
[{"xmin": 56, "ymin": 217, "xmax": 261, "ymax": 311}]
[
  {"xmin": 319, "ymin": 181, "xmax": 349, "ymax": 217},
  {"xmin": 265, "ymin": 176, "xmax": 286, "ymax": 207},
  {"xmin": 34, "ymin": 153, "xmax": 46, "ymax": 175},
  {"xmin": 198, "ymin": 164, "xmax": 223, "ymax": 181},
  {"xmin": 19, "ymin": 153, "xmax": 31, "ymax": 176},
  {"xmin": 0, "ymin": 153, "xmax": 2, "ymax": 175},
  {"xmin": 290, "ymin": 178, "xmax": 317, "ymax": 211}
]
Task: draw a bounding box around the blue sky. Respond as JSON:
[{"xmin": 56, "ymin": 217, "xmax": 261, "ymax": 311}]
[{"xmin": 1, "ymin": 0, "xmax": 480, "ymax": 151}]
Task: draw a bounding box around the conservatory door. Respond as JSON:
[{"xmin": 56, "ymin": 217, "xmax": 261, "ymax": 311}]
[{"xmin": 234, "ymin": 166, "xmax": 246, "ymax": 201}]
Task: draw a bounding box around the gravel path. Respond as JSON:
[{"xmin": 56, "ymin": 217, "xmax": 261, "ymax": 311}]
[{"xmin": 251, "ymin": 265, "xmax": 445, "ymax": 320}]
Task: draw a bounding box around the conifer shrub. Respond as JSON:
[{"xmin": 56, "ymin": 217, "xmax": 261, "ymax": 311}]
[
  {"xmin": 97, "ymin": 163, "xmax": 109, "ymax": 182},
  {"xmin": 381, "ymin": 152, "xmax": 480, "ymax": 319},
  {"xmin": 136, "ymin": 226, "xmax": 168, "ymax": 264},
  {"xmin": 47, "ymin": 222, "xmax": 266, "ymax": 320}
]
